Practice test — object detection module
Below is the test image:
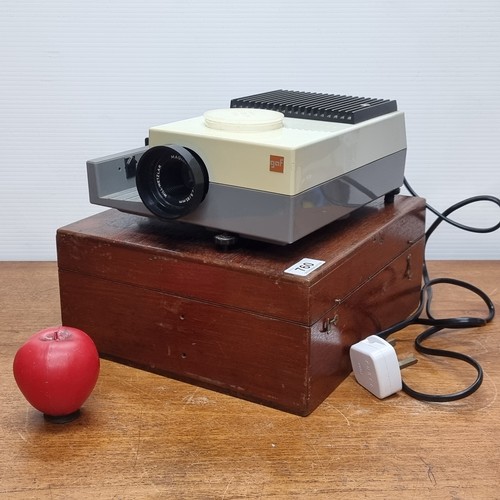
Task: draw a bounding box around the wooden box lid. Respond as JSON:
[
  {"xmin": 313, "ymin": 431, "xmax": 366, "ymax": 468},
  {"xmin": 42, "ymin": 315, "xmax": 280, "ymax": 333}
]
[{"xmin": 57, "ymin": 195, "xmax": 425, "ymax": 326}]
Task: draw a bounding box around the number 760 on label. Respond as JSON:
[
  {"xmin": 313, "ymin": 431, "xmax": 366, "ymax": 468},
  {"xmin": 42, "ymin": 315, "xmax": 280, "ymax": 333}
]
[{"xmin": 284, "ymin": 258, "xmax": 326, "ymax": 277}]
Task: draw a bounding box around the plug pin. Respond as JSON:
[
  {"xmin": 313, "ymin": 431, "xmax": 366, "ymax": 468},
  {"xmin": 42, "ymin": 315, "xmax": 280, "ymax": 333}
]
[{"xmin": 398, "ymin": 355, "xmax": 418, "ymax": 370}]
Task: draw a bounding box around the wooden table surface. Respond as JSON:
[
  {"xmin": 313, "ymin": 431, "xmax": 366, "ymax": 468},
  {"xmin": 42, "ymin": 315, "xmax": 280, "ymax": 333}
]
[{"xmin": 0, "ymin": 261, "xmax": 499, "ymax": 499}]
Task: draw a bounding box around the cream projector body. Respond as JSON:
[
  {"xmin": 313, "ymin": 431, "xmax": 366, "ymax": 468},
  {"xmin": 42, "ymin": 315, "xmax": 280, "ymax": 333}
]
[{"xmin": 87, "ymin": 90, "xmax": 407, "ymax": 244}]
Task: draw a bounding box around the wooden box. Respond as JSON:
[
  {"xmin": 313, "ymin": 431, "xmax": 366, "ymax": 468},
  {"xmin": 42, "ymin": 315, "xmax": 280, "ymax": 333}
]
[{"xmin": 57, "ymin": 195, "xmax": 425, "ymax": 415}]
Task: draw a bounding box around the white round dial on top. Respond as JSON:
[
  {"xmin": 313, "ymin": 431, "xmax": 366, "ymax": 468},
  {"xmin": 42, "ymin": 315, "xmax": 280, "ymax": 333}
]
[{"xmin": 203, "ymin": 108, "xmax": 284, "ymax": 132}]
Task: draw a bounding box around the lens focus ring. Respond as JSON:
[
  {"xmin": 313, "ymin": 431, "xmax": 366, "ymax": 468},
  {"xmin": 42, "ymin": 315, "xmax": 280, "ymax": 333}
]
[{"xmin": 136, "ymin": 145, "xmax": 209, "ymax": 219}]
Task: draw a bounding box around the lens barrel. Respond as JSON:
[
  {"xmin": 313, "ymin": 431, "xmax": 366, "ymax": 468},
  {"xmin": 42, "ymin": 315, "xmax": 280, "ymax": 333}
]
[{"xmin": 136, "ymin": 145, "xmax": 209, "ymax": 219}]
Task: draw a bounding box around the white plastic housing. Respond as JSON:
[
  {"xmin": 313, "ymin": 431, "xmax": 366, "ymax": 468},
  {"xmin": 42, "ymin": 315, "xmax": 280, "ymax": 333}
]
[
  {"xmin": 148, "ymin": 109, "xmax": 406, "ymax": 196},
  {"xmin": 349, "ymin": 335, "xmax": 402, "ymax": 399}
]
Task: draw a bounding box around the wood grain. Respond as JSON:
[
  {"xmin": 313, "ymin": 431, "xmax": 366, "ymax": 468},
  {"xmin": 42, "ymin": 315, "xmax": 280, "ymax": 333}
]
[{"xmin": 0, "ymin": 261, "xmax": 499, "ymax": 499}]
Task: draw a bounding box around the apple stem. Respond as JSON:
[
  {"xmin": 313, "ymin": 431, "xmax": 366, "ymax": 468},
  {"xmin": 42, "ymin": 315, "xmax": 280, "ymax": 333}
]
[{"xmin": 41, "ymin": 328, "xmax": 71, "ymax": 342}]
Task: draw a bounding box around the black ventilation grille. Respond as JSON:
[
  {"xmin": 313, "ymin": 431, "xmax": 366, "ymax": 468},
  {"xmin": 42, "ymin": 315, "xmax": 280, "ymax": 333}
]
[{"xmin": 230, "ymin": 90, "xmax": 398, "ymax": 124}]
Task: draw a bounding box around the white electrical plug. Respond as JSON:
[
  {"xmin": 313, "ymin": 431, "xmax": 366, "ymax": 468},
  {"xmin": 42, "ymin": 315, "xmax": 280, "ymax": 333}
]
[{"xmin": 349, "ymin": 335, "xmax": 416, "ymax": 399}]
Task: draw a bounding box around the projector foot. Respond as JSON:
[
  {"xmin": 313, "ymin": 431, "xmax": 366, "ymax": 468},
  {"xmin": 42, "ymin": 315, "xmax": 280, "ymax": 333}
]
[
  {"xmin": 384, "ymin": 188, "xmax": 401, "ymax": 204},
  {"xmin": 214, "ymin": 233, "xmax": 239, "ymax": 252}
]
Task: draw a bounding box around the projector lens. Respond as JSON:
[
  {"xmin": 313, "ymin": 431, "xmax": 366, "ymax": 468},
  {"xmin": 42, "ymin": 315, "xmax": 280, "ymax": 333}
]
[{"xmin": 136, "ymin": 145, "xmax": 209, "ymax": 219}]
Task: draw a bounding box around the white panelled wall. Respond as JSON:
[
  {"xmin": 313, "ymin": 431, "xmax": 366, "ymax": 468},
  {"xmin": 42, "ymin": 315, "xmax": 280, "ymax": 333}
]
[{"xmin": 1, "ymin": 1, "xmax": 499, "ymax": 259}]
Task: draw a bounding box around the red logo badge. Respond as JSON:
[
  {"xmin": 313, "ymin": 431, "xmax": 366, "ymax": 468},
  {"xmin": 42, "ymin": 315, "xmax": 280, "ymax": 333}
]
[{"xmin": 269, "ymin": 155, "xmax": 284, "ymax": 173}]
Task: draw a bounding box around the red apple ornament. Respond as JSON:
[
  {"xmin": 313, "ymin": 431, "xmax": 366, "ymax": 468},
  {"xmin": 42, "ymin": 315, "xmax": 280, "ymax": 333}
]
[{"xmin": 13, "ymin": 326, "xmax": 100, "ymax": 423}]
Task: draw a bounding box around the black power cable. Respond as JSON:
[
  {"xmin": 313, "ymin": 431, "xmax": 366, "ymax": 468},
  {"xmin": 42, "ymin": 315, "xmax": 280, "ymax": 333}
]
[{"xmin": 376, "ymin": 178, "xmax": 499, "ymax": 402}]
